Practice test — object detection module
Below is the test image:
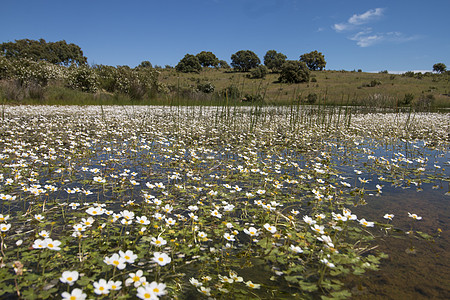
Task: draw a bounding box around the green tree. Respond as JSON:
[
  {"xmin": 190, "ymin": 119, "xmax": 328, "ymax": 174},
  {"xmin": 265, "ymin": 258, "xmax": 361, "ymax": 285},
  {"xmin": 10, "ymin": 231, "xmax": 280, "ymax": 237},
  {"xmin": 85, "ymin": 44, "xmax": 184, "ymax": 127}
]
[
  {"xmin": 263, "ymin": 50, "xmax": 287, "ymax": 72},
  {"xmin": 249, "ymin": 65, "xmax": 269, "ymax": 79},
  {"xmin": 0, "ymin": 39, "xmax": 87, "ymax": 66},
  {"xmin": 279, "ymin": 60, "xmax": 310, "ymax": 83},
  {"xmin": 299, "ymin": 50, "xmax": 326, "ymax": 71},
  {"xmin": 137, "ymin": 61, "xmax": 152, "ymax": 69},
  {"xmin": 432, "ymin": 63, "xmax": 447, "ymax": 73},
  {"xmin": 218, "ymin": 60, "xmax": 230, "ymax": 69},
  {"xmin": 231, "ymin": 50, "xmax": 260, "ymax": 72},
  {"xmin": 196, "ymin": 51, "xmax": 219, "ymax": 68},
  {"xmin": 175, "ymin": 54, "xmax": 202, "ymax": 73}
]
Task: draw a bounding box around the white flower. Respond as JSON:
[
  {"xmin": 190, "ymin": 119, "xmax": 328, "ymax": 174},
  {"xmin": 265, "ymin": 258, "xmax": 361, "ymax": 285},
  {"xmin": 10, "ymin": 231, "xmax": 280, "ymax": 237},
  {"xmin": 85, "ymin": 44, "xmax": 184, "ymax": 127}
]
[
  {"xmin": 223, "ymin": 233, "xmax": 235, "ymax": 242},
  {"xmin": 311, "ymin": 224, "xmax": 325, "ymax": 234},
  {"xmin": 108, "ymin": 280, "xmax": 122, "ymax": 290},
  {"xmin": 263, "ymin": 223, "xmax": 277, "ymax": 234},
  {"xmin": 245, "ymin": 281, "xmax": 261, "ymax": 289},
  {"xmin": 119, "ymin": 250, "xmax": 138, "ymax": 263},
  {"xmin": 104, "ymin": 253, "xmax": 127, "ymax": 270},
  {"xmin": 359, "ymin": 218, "xmax": 374, "ymax": 227},
  {"xmin": 317, "ymin": 235, "xmax": 335, "ymax": 248},
  {"xmin": 147, "ymin": 281, "xmax": 167, "ymax": 297},
  {"xmin": 211, "ymin": 210, "xmax": 222, "ymax": 218},
  {"xmin": 303, "ymin": 215, "xmax": 316, "ymax": 225},
  {"xmin": 44, "ymin": 238, "xmax": 61, "ymax": 250},
  {"xmin": 0, "ymin": 223, "xmax": 11, "ymax": 232},
  {"xmin": 383, "ymin": 214, "xmax": 394, "ymax": 220},
  {"xmin": 320, "ymin": 258, "xmax": 335, "ymax": 268},
  {"xmin": 125, "ymin": 270, "xmax": 146, "ymax": 287},
  {"xmin": 244, "ymin": 227, "xmax": 260, "ymax": 237},
  {"xmin": 190, "ymin": 277, "xmax": 202, "ymax": 287},
  {"xmin": 153, "ymin": 252, "xmax": 171, "ymax": 266},
  {"xmin": 61, "ymin": 288, "xmax": 86, "ymax": 300},
  {"xmin": 93, "ymin": 279, "xmax": 110, "ymax": 295},
  {"xmin": 151, "ymin": 236, "xmax": 167, "ymax": 247},
  {"xmin": 408, "ymin": 212, "xmax": 422, "ymax": 220},
  {"xmin": 290, "ymin": 245, "xmax": 303, "ymax": 253},
  {"xmin": 60, "ymin": 270, "xmax": 79, "ymax": 286}
]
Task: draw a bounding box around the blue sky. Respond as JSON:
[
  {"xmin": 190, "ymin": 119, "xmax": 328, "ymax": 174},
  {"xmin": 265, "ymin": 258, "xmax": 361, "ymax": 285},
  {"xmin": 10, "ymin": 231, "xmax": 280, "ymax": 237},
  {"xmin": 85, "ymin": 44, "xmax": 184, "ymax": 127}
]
[{"xmin": 1, "ymin": 0, "xmax": 449, "ymax": 72}]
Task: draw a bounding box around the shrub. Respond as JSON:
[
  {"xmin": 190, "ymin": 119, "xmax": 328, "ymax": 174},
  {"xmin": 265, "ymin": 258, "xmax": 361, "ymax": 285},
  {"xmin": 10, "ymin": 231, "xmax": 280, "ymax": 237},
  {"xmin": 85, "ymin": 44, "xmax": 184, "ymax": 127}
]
[
  {"xmin": 220, "ymin": 85, "xmax": 241, "ymax": 99},
  {"xmin": 401, "ymin": 93, "xmax": 414, "ymax": 105},
  {"xmin": 414, "ymin": 94, "xmax": 435, "ymax": 110},
  {"xmin": 197, "ymin": 82, "xmax": 215, "ymax": 93},
  {"xmin": 249, "ymin": 65, "xmax": 268, "ymax": 79},
  {"xmin": 176, "ymin": 54, "xmax": 202, "ymax": 73},
  {"xmin": 242, "ymin": 93, "xmax": 263, "ymax": 102},
  {"xmin": 306, "ymin": 93, "xmax": 318, "ymax": 104},
  {"xmin": 66, "ymin": 65, "xmax": 99, "ymax": 93},
  {"xmin": 279, "ymin": 61, "xmax": 310, "ymax": 83}
]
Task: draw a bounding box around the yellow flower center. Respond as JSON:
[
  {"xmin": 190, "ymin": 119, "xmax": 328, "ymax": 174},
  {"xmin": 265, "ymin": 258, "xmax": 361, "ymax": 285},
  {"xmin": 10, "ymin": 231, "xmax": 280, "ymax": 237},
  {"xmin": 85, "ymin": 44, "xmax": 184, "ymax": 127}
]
[
  {"xmin": 113, "ymin": 260, "xmax": 119, "ymax": 265},
  {"xmin": 67, "ymin": 277, "xmax": 73, "ymax": 281},
  {"xmin": 133, "ymin": 275, "xmax": 140, "ymax": 282},
  {"xmin": 153, "ymin": 288, "xmax": 159, "ymax": 293},
  {"xmin": 48, "ymin": 243, "xmax": 54, "ymax": 248},
  {"xmin": 144, "ymin": 293, "xmax": 151, "ymax": 298},
  {"xmin": 70, "ymin": 296, "xmax": 76, "ymax": 300},
  {"xmin": 99, "ymin": 286, "xmax": 104, "ymax": 291},
  {"xmin": 158, "ymin": 257, "xmax": 164, "ymax": 262}
]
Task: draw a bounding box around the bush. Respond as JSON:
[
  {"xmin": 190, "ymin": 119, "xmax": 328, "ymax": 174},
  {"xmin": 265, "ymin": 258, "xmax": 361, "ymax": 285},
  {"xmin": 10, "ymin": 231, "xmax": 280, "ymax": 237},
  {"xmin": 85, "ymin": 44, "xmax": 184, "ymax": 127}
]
[
  {"xmin": 197, "ymin": 82, "xmax": 215, "ymax": 93},
  {"xmin": 279, "ymin": 61, "xmax": 310, "ymax": 83},
  {"xmin": 242, "ymin": 93, "xmax": 263, "ymax": 102},
  {"xmin": 306, "ymin": 93, "xmax": 318, "ymax": 104},
  {"xmin": 249, "ymin": 65, "xmax": 268, "ymax": 79},
  {"xmin": 176, "ymin": 54, "xmax": 202, "ymax": 73},
  {"xmin": 401, "ymin": 93, "xmax": 414, "ymax": 105},
  {"xmin": 66, "ymin": 66, "xmax": 99, "ymax": 93},
  {"xmin": 220, "ymin": 85, "xmax": 241, "ymax": 99},
  {"xmin": 414, "ymin": 94, "xmax": 435, "ymax": 110}
]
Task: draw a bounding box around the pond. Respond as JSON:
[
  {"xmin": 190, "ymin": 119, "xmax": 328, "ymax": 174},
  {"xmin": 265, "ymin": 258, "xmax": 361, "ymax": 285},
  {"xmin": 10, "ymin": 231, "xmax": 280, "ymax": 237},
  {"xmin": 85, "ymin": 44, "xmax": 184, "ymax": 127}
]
[{"xmin": 0, "ymin": 105, "xmax": 448, "ymax": 299}]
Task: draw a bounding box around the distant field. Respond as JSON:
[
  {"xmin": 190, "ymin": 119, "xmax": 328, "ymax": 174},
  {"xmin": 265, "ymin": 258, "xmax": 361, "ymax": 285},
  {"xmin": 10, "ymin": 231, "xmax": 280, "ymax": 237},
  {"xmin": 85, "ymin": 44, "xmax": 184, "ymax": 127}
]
[{"xmin": 158, "ymin": 68, "xmax": 450, "ymax": 107}]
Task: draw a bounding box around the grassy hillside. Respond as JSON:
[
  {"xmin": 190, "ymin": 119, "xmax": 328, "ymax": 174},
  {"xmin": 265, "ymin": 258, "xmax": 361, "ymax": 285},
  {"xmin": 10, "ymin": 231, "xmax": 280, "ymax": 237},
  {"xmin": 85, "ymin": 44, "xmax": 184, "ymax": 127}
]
[{"xmin": 158, "ymin": 68, "xmax": 450, "ymax": 107}]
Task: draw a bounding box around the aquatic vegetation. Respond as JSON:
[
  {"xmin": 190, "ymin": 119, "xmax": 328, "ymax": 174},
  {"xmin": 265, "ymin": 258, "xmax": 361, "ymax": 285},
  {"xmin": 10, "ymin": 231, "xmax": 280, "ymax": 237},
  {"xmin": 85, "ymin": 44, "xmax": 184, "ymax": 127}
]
[{"xmin": 0, "ymin": 105, "xmax": 448, "ymax": 299}]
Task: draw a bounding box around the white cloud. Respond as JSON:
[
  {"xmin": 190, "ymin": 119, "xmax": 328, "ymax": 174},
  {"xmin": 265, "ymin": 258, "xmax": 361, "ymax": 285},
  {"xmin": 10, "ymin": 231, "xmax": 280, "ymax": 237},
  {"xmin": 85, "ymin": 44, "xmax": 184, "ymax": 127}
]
[
  {"xmin": 350, "ymin": 31, "xmax": 383, "ymax": 47},
  {"xmin": 332, "ymin": 8, "xmax": 419, "ymax": 47},
  {"xmin": 333, "ymin": 8, "xmax": 384, "ymax": 32},
  {"xmin": 348, "ymin": 8, "xmax": 384, "ymax": 25}
]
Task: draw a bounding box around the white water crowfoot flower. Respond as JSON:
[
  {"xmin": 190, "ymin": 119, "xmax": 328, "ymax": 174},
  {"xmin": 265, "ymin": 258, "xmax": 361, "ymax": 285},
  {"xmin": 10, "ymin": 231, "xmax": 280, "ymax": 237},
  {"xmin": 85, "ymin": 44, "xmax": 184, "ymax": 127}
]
[
  {"xmin": 119, "ymin": 250, "xmax": 138, "ymax": 263},
  {"xmin": 290, "ymin": 245, "xmax": 304, "ymax": 253},
  {"xmin": 408, "ymin": 212, "xmax": 422, "ymax": 220},
  {"xmin": 137, "ymin": 282, "xmax": 167, "ymax": 299},
  {"xmin": 61, "ymin": 288, "xmax": 86, "ymax": 300},
  {"xmin": 108, "ymin": 280, "xmax": 122, "ymax": 291},
  {"xmin": 383, "ymin": 214, "xmax": 394, "ymax": 220},
  {"xmin": 320, "ymin": 258, "xmax": 335, "ymax": 268},
  {"xmin": 317, "ymin": 235, "xmax": 335, "ymax": 248},
  {"xmin": 151, "ymin": 236, "xmax": 167, "ymax": 247},
  {"xmin": 0, "ymin": 223, "xmax": 11, "ymax": 232},
  {"xmin": 190, "ymin": 277, "xmax": 202, "ymax": 287},
  {"xmin": 245, "ymin": 280, "xmax": 261, "ymax": 289},
  {"xmin": 359, "ymin": 219, "xmax": 374, "ymax": 227},
  {"xmin": 125, "ymin": 270, "xmax": 146, "ymax": 287},
  {"xmin": 153, "ymin": 252, "xmax": 171, "ymax": 266},
  {"xmin": 60, "ymin": 270, "xmax": 79, "ymax": 286},
  {"xmin": 311, "ymin": 224, "xmax": 325, "ymax": 235},
  {"xmin": 263, "ymin": 223, "xmax": 277, "ymax": 234},
  {"xmin": 93, "ymin": 278, "xmax": 110, "ymax": 295},
  {"xmin": 244, "ymin": 226, "xmax": 260, "ymax": 237},
  {"xmin": 104, "ymin": 253, "xmax": 127, "ymax": 269},
  {"xmin": 303, "ymin": 215, "xmax": 316, "ymax": 225}
]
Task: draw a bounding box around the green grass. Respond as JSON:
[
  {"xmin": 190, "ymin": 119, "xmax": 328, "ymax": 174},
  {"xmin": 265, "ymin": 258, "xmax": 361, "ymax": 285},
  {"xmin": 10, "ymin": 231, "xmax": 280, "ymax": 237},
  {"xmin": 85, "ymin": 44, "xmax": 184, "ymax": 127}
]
[
  {"xmin": 1, "ymin": 68, "xmax": 449, "ymax": 108},
  {"xmin": 158, "ymin": 68, "xmax": 450, "ymax": 107}
]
